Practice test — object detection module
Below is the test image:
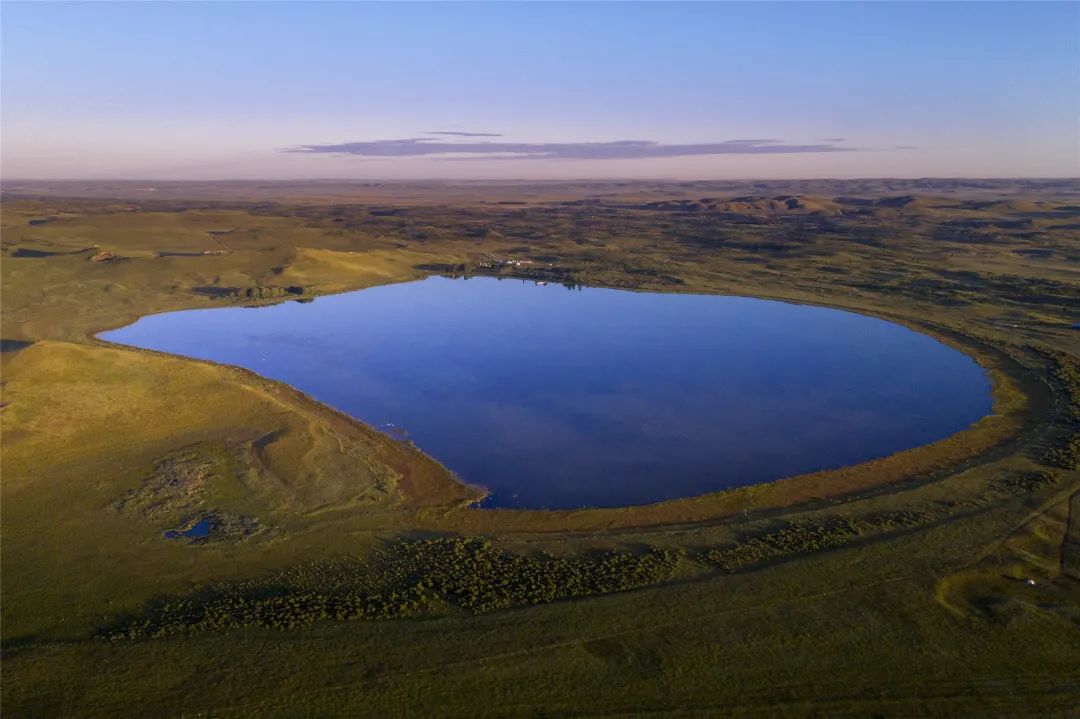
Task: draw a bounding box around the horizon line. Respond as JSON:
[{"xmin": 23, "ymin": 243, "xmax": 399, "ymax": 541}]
[{"xmin": 3, "ymin": 175, "xmax": 1079, "ymax": 184}]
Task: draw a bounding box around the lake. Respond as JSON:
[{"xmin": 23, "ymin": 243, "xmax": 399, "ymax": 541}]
[{"xmin": 99, "ymin": 276, "xmax": 992, "ymax": 509}]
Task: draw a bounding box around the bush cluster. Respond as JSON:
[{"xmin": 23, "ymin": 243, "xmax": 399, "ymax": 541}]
[
  {"xmin": 1049, "ymin": 351, "xmax": 1080, "ymax": 422},
  {"xmin": 1044, "ymin": 352, "xmax": 1080, "ymax": 469},
  {"xmin": 705, "ymin": 511, "xmax": 932, "ymax": 573},
  {"xmin": 1045, "ymin": 435, "xmax": 1080, "ymax": 471},
  {"xmin": 393, "ymin": 538, "xmax": 682, "ymax": 613},
  {"xmin": 999, "ymin": 471, "xmax": 1060, "ymax": 495},
  {"xmin": 101, "ymin": 538, "xmax": 682, "ymax": 640}
]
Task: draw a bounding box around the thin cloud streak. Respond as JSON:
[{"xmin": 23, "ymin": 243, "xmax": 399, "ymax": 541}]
[
  {"xmin": 288, "ymin": 137, "xmax": 860, "ymax": 161},
  {"xmin": 425, "ymin": 131, "xmax": 503, "ymax": 137}
]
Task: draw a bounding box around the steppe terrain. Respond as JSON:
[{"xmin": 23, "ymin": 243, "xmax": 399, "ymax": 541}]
[{"xmin": 2, "ymin": 179, "xmax": 1078, "ymax": 717}]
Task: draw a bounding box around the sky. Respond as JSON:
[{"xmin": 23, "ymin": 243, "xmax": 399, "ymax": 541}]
[{"xmin": 2, "ymin": 1, "xmax": 1077, "ymax": 180}]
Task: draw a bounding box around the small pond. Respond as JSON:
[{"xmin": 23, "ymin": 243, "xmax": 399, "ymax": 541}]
[
  {"xmin": 100, "ymin": 276, "xmax": 992, "ymax": 509},
  {"xmin": 163, "ymin": 517, "xmax": 212, "ymax": 540}
]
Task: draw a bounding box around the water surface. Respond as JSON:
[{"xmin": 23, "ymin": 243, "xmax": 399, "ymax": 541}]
[
  {"xmin": 101, "ymin": 276, "xmax": 991, "ymax": 509},
  {"xmin": 164, "ymin": 517, "xmax": 212, "ymax": 540}
]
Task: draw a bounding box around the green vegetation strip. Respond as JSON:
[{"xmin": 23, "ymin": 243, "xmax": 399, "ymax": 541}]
[
  {"xmin": 1044, "ymin": 351, "xmax": 1080, "ymax": 470},
  {"xmin": 705, "ymin": 472, "xmax": 1060, "ymax": 574},
  {"xmin": 1048, "ymin": 351, "xmax": 1080, "ymax": 421},
  {"xmin": 1046, "ymin": 436, "xmax": 1080, "ymax": 471},
  {"xmin": 101, "ymin": 538, "xmax": 682, "ymax": 640},
  {"xmin": 706, "ymin": 511, "xmax": 936, "ymax": 573}
]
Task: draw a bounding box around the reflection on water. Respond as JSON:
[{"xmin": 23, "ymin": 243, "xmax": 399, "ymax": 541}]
[{"xmin": 101, "ymin": 276, "xmax": 991, "ymax": 509}]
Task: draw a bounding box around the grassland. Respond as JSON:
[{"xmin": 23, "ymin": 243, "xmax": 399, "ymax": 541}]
[{"xmin": 2, "ymin": 179, "xmax": 1078, "ymax": 717}]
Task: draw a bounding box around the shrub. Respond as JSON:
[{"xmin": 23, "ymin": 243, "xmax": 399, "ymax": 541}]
[{"xmin": 101, "ymin": 538, "xmax": 682, "ymax": 640}]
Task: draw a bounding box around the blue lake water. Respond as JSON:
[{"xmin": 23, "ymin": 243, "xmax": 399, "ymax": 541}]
[
  {"xmin": 164, "ymin": 517, "xmax": 212, "ymax": 540},
  {"xmin": 100, "ymin": 276, "xmax": 992, "ymax": 509}
]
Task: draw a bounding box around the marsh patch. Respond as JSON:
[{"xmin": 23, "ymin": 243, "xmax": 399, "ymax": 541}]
[
  {"xmin": 166, "ymin": 517, "xmax": 212, "ymax": 539},
  {"xmin": 116, "ymin": 443, "xmax": 228, "ymax": 518},
  {"xmin": 117, "ymin": 444, "xmax": 272, "ymax": 542},
  {"xmin": 163, "ymin": 511, "xmax": 265, "ymax": 543}
]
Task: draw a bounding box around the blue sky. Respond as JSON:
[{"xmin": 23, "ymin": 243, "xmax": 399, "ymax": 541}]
[{"xmin": 2, "ymin": 2, "xmax": 1077, "ymax": 179}]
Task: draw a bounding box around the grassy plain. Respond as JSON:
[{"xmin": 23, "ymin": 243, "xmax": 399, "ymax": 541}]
[{"xmin": 1, "ymin": 179, "xmax": 1078, "ymax": 717}]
